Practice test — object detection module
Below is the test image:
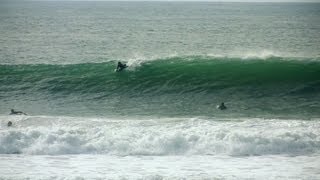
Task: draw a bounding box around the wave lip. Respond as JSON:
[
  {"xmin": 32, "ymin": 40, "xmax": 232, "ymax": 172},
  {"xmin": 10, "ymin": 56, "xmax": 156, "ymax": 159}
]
[{"xmin": 1, "ymin": 116, "xmax": 319, "ymax": 156}]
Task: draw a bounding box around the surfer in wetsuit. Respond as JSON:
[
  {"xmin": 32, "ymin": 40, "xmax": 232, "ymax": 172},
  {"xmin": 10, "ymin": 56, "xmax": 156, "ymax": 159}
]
[
  {"xmin": 217, "ymin": 102, "xmax": 227, "ymax": 110},
  {"xmin": 116, "ymin": 62, "xmax": 128, "ymax": 72},
  {"xmin": 10, "ymin": 109, "xmax": 27, "ymax": 115},
  {"xmin": 7, "ymin": 121, "xmax": 12, "ymax": 127}
]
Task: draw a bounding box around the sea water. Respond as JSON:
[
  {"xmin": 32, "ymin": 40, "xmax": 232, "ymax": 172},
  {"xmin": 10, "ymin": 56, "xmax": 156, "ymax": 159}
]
[{"xmin": 0, "ymin": 1, "xmax": 320, "ymax": 179}]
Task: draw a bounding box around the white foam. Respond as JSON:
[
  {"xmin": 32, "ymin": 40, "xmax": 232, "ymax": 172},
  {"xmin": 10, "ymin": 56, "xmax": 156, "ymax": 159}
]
[
  {"xmin": 236, "ymin": 50, "xmax": 281, "ymax": 59},
  {"xmin": 124, "ymin": 52, "xmax": 181, "ymax": 69},
  {"xmin": 122, "ymin": 50, "xmax": 313, "ymax": 67},
  {"xmin": 206, "ymin": 49, "xmax": 296, "ymax": 60},
  {"xmin": 1, "ymin": 154, "xmax": 319, "ymax": 179},
  {"xmin": 1, "ymin": 116, "xmax": 319, "ymax": 156}
]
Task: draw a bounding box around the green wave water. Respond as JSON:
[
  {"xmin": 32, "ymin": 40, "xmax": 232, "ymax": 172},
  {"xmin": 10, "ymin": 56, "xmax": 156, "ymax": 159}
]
[{"xmin": 1, "ymin": 56, "xmax": 320, "ymax": 118}]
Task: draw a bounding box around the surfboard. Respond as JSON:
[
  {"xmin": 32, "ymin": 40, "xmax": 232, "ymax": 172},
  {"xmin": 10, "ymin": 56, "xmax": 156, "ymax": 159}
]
[{"xmin": 114, "ymin": 65, "xmax": 127, "ymax": 72}]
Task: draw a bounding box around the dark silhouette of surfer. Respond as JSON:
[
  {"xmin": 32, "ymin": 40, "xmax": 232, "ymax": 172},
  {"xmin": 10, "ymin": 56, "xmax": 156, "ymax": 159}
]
[
  {"xmin": 7, "ymin": 121, "xmax": 12, "ymax": 127},
  {"xmin": 116, "ymin": 62, "xmax": 128, "ymax": 72},
  {"xmin": 217, "ymin": 102, "xmax": 227, "ymax": 110},
  {"xmin": 10, "ymin": 109, "xmax": 27, "ymax": 115}
]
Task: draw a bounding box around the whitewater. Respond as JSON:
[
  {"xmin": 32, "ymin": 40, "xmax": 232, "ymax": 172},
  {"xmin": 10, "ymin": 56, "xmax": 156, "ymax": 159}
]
[
  {"xmin": 1, "ymin": 115, "xmax": 320, "ymax": 179},
  {"xmin": 1, "ymin": 1, "xmax": 320, "ymax": 179}
]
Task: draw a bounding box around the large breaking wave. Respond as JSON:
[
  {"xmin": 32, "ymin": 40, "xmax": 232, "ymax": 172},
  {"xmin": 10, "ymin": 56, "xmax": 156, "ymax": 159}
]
[
  {"xmin": 1, "ymin": 56, "xmax": 319, "ymax": 117},
  {"xmin": 1, "ymin": 56, "xmax": 319, "ymax": 95}
]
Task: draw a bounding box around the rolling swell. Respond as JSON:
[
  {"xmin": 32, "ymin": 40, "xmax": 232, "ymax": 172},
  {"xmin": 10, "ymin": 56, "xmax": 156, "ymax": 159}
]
[{"xmin": 1, "ymin": 56, "xmax": 320, "ymax": 117}]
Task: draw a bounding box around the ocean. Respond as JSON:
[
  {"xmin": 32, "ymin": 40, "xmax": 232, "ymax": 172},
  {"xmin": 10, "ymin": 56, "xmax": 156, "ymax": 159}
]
[{"xmin": 0, "ymin": 1, "xmax": 320, "ymax": 179}]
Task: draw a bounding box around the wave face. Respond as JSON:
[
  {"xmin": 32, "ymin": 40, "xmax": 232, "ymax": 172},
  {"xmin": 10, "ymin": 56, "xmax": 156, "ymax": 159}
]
[
  {"xmin": 0, "ymin": 56, "xmax": 320, "ymax": 118},
  {"xmin": 1, "ymin": 116, "xmax": 320, "ymax": 156}
]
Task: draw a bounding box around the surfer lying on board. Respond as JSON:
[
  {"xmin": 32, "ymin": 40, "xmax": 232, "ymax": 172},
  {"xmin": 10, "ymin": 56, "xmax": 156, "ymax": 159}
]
[
  {"xmin": 10, "ymin": 109, "xmax": 27, "ymax": 115},
  {"xmin": 217, "ymin": 102, "xmax": 227, "ymax": 110},
  {"xmin": 116, "ymin": 62, "xmax": 128, "ymax": 72}
]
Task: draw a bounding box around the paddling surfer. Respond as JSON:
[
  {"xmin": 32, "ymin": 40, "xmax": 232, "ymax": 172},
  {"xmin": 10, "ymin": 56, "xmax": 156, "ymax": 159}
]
[{"xmin": 10, "ymin": 109, "xmax": 27, "ymax": 115}]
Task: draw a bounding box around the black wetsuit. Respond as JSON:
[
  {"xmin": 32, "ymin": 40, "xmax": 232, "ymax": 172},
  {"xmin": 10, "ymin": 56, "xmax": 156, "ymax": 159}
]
[
  {"xmin": 10, "ymin": 110, "xmax": 27, "ymax": 115},
  {"xmin": 218, "ymin": 103, "xmax": 227, "ymax": 110},
  {"xmin": 116, "ymin": 62, "xmax": 127, "ymax": 72}
]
